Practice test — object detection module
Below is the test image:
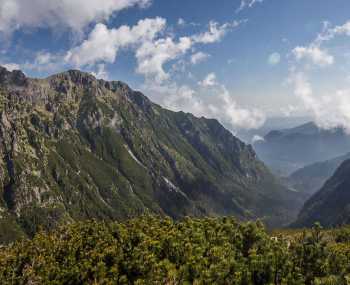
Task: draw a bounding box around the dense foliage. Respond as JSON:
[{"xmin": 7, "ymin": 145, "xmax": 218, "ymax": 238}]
[{"xmin": 1, "ymin": 217, "xmax": 350, "ymax": 284}]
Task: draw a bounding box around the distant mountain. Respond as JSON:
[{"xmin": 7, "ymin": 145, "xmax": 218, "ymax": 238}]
[
  {"xmin": 254, "ymin": 122, "xmax": 350, "ymax": 175},
  {"xmin": 236, "ymin": 116, "xmax": 311, "ymax": 143},
  {"xmin": 0, "ymin": 67, "xmax": 302, "ymax": 242},
  {"xmin": 286, "ymin": 153, "xmax": 350, "ymax": 197},
  {"xmin": 293, "ymin": 159, "xmax": 350, "ymax": 228}
]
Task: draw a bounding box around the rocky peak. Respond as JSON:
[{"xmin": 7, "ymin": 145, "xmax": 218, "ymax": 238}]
[{"xmin": 0, "ymin": 66, "xmax": 28, "ymax": 87}]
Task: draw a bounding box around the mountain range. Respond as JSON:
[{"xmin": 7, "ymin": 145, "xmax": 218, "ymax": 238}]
[
  {"xmin": 285, "ymin": 152, "xmax": 350, "ymax": 197},
  {"xmin": 0, "ymin": 66, "xmax": 303, "ymax": 242},
  {"xmin": 254, "ymin": 122, "xmax": 350, "ymax": 175}
]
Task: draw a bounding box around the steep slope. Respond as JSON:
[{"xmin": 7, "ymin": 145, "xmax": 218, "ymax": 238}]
[
  {"xmin": 254, "ymin": 122, "xmax": 350, "ymax": 175},
  {"xmin": 0, "ymin": 67, "xmax": 301, "ymax": 241},
  {"xmin": 293, "ymin": 159, "xmax": 350, "ymax": 228},
  {"xmin": 286, "ymin": 153, "xmax": 350, "ymax": 197}
]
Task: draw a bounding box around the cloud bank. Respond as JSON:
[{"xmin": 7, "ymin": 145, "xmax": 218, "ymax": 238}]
[
  {"xmin": 65, "ymin": 18, "xmax": 245, "ymax": 84},
  {"xmin": 289, "ymin": 20, "xmax": 350, "ymax": 132},
  {"xmin": 148, "ymin": 74, "xmax": 266, "ymax": 130},
  {"xmin": 0, "ymin": 0, "xmax": 151, "ymax": 34}
]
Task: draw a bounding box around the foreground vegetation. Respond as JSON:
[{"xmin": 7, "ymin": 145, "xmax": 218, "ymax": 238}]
[{"xmin": 1, "ymin": 216, "xmax": 350, "ymax": 284}]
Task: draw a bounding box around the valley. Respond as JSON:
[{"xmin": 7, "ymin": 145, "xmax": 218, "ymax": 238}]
[{"xmin": 1, "ymin": 1, "xmax": 350, "ymax": 282}]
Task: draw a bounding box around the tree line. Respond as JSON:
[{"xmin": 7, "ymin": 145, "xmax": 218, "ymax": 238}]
[{"xmin": 1, "ymin": 216, "xmax": 350, "ymax": 284}]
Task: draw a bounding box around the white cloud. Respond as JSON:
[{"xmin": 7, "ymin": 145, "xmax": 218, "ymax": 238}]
[
  {"xmin": 289, "ymin": 72, "xmax": 350, "ymax": 133},
  {"xmin": 292, "ymin": 46, "xmax": 334, "ymax": 66},
  {"xmin": 90, "ymin": 64, "xmax": 109, "ymax": 80},
  {"xmin": 1, "ymin": 52, "xmax": 62, "ymax": 73},
  {"xmin": 0, "ymin": 16, "xmax": 240, "ymax": 89},
  {"xmin": 236, "ymin": 0, "xmax": 264, "ymax": 13},
  {"xmin": 1, "ymin": 63, "xmax": 20, "ymax": 71},
  {"xmin": 216, "ymin": 86, "xmax": 266, "ymax": 129},
  {"xmin": 65, "ymin": 18, "xmax": 240, "ymax": 83},
  {"xmin": 199, "ymin": 73, "xmax": 217, "ymax": 87},
  {"xmin": 192, "ymin": 20, "xmax": 243, "ymax": 44},
  {"xmin": 268, "ymin": 52, "xmax": 281, "ymax": 65},
  {"xmin": 290, "ymin": 72, "xmax": 317, "ymax": 109},
  {"xmin": 145, "ymin": 80, "xmax": 265, "ymax": 130},
  {"xmin": 0, "ymin": 0, "xmax": 151, "ymax": 34},
  {"xmin": 135, "ymin": 36, "xmax": 192, "ymax": 82},
  {"xmin": 190, "ymin": 52, "xmax": 210, "ymax": 65},
  {"xmin": 135, "ymin": 20, "xmax": 243, "ymax": 82},
  {"xmin": 65, "ymin": 17, "xmax": 166, "ymax": 66},
  {"xmin": 291, "ymin": 21, "xmax": 350, "ymax": 68},
  {"xmin": 35, "ymin": 52, "xmax": 54, "ymax": 65},
  {"xmin": 177, "ymin": 18, "xmax": 186, "ymax": 26},
  {"xmin": 315, "ymin": 21, "xmax": 350, "ymax": 44},
  {"xmin": 252, "ymin": 135, "xmax": 265, "ymax": 144},
  {"xmin": 288, "ymin": 20, "xmax": 350, "ymax": 132}
]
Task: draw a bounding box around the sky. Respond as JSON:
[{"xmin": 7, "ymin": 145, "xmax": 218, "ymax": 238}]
[{"xmin": 1, "ymin": 0, "xmax": 350, "ymax": 132}]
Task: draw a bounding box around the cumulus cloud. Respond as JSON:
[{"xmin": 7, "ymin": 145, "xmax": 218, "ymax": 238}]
[
  {"xmin": 315, "ymin": 21, "xmax": 350, "ymax": 44},
  {"xmin": 134, "ymin": 20, "xmax": 244, "ymax": 82},
  {"xmin": 287, "ymin": 20, "xmax": 350, "ymax": 132},
  {"xmin": 192, "ymin": 20, "xmax": 243, "ymax": 44},
  {"xmin": 215, "ymin": 86, "xmax": 266, "ymax": 129},
  {"xmin": 65, "ymin": 17, "xmax": 242, "ymax": 83},
  {"xmin": 190, "ymin": 52, "xmax": 210, "ymax": 65},
  {"xmin": 0, "ymin": 0, "xmax": 151, "ymax": 34},
  {"xmin": 291, "ymin": 21, "xmax": 350, "ymax": 68},
  {"xmin": 146, "ymin": 77, "xmax": 266, "ymax": 131},
  {"xmin": 268, "ymin": 52, "xmax": 281, "ymax": 65},
  {"xmin": 1, "ymin": 50, "xmax": 65, "ymax": 73},
  {"xmin": 289, "ymin": 71, "xmax": 350, "ymax": 132},
  {"xmin": 135, "ymin": 36, "xmax": 192, "ymax": 82},
  {"xmin": 199, "ymin": 73, "xmax": 217, "ymax": 87},
  {"xmin": 292, "ymin": 46, "xmax": 334, "ymax": 66},
  {"xmin": 90, "ymin": 64, "xmax": 109, "ymax": 80},
  {"xmin": 65, "ymin": 17, "xmax": 166, "ymax": 67}
]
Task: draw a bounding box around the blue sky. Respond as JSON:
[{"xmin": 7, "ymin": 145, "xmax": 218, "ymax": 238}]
[{"xmin": 1, "ymin": 0, "xmax": 350, "ymax": 132}]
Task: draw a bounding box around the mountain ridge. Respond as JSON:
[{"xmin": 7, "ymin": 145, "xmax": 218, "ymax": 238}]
[
  {"xmin": 254, "ymin": 121, "xmax": 350, "ymax": 175},
  {"xmin": 0, "ymin": 66, "xmax": 302, "ymax": 242},
  {"xmin": 285, "ymin": 152, "xmax": 350, "ymax": 197},
  {"xmin": 292, "ymin": 159, "xmax": 350, "ymax": 228}
]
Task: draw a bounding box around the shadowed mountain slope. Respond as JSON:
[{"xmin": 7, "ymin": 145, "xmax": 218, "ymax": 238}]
[{"xmin": 293, "ymin": 159, "xmax": 350, "ymax": 228}]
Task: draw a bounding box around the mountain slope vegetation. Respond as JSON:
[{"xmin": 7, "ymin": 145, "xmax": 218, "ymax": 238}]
[{"xmin": 0, "ymin": 67, "xmax": 302, "ymax": 242}]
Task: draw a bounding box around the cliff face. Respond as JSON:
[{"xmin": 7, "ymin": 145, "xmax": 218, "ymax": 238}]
[{"xmin": 0, "ymin": 67, "xmax": 301, "ymax": 241}]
